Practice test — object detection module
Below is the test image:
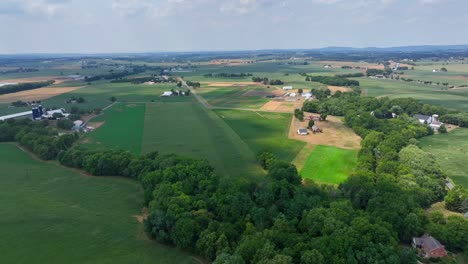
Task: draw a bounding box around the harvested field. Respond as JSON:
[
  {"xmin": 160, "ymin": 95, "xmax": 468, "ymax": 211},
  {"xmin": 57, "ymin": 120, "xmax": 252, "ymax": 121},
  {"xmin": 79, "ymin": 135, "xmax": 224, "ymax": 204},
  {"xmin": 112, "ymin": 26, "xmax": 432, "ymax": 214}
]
[
  {"xmin": 288, "ymin": 114, "xmax": 361, "ymax": 149},
  {"xmin": 328, "ymin": 86, "xmax": 353, "ymax": 93},
  {"xmin": 319, "ymin": 60, "xmax": 384, "ymax": 70},
  {"xmin": 0, "ymin": 86, "xmax": 83, "ymax": 103},
  {"xmin": 0, "ymin": 76, "xmax": 65, "ymax": 84},
  {"xmin": 449, "ymin": 75, "xmax": 468, "ymax": 80},
  {"xmin": 243, "ymin": 88, "xmax": 284, "ymax": 97},
  {"xmin": 260, "ymin": 100, "xmax": 303, "ymax": 112}
]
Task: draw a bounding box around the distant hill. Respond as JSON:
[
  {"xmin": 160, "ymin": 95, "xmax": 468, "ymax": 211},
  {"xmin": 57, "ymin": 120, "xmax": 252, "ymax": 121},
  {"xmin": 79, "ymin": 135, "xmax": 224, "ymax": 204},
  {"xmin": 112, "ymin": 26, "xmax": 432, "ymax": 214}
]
[{"xmin": 315, "ymin": 45, "xmax": 468, "ymax": 53}]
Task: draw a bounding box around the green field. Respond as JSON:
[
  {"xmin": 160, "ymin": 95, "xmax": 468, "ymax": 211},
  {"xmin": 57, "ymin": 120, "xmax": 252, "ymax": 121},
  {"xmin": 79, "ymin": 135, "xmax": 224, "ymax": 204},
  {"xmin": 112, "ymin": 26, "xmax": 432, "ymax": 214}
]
[
  {"xmin": 419, "ymin": 128, "xmax": 468, "ymax": 188},
  {"xmin": 83, "ymin": 103, "xmax": 146, "ymax": 154},
  {"xmin": 0, "ymin": 82, "xmax": 183, "ymax": 116},
  {"xmin": 0, "ymin": 144, "xmax": 195, "ymax": 264},
  {"xmin": 300, "ymin": 145, "xmax": 358, "ymax": 185},
  {"xmin": 197, "ymin": 85, "xmax": 271, "ymax": 109},
  {"xmin": 141, "ymin": 102, "xmax": 263, "ymax": 178},
  {"xmin": 359, "ymin": 78, "xmax": 468, "ymax": 111},
  {"xmin": 213, "ymin": 109, "xmax": 305, "ymax": 162}
]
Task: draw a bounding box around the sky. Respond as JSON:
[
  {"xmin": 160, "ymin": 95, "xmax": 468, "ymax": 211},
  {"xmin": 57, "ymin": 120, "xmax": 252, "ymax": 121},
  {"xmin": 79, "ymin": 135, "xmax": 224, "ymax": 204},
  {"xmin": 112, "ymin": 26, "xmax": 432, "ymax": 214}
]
[{"xmin": 0, "ymin": 0, "xmax": 467, "ymax": 54}]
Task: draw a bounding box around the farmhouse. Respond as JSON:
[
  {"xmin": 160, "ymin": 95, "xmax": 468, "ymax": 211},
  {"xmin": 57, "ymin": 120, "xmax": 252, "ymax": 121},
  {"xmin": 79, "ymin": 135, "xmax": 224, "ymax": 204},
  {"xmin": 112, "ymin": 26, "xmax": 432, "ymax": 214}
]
[
  {"xmin": 412, "ymin": 235, "xmax": 447, "ymax": 258},
  {"xmin": 161, "ymin": 91, "xmax": 173, "ymax": 97},
  {"xmin": 413, "ymin": 114, "xmax": 444, "ymax": 130},
  {"xmin": 283, "ymin": 86, "xmax": 293, "ymax": 90},
  {"xmin": 297, "ymin": 128, "xmax": 309, "ymax": 135}
]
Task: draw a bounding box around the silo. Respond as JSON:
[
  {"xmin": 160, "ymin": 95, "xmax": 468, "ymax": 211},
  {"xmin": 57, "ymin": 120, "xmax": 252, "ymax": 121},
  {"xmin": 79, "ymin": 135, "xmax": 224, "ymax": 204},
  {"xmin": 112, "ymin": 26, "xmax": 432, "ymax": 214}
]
[
  {"xmin": 32, "ymin": 108, "xmax": 40, "ymax": 120},
  {"xmin": 38, "ymin": 105, "xmax": 43, "ymax": 116}
]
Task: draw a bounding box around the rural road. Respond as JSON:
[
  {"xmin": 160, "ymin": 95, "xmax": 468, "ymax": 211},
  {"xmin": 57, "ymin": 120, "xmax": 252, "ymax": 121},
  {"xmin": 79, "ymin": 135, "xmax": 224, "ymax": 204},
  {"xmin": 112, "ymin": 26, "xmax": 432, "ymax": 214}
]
[{"xmin": 177, "ymin": 77, "xmax": 293, "ymax": 114}]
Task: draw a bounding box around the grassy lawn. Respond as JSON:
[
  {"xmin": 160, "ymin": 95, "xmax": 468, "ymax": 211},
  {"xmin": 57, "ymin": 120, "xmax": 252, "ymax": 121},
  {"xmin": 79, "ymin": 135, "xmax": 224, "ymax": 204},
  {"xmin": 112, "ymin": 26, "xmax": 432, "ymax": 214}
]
[
  {"xmin": 83, "ymin": 103, "xmax": 146, "ymax": 154},
  {"xmin": 213, "ymin": 109, "xmax": 305, "ymax": 162},
  {"xmin": 141, "ymin": 102, "xmax": 263, "ymax": 178},
  {"xmin": 0, "ymin": 144, "xmax": 195, "ymax": 264},
  {"xmin": 300, "ymin": 145, "xmax": 358, "ymax": 185},
  {"xmin": 419, "ymin": 128, "xmax": 468, "ymax": 188}
]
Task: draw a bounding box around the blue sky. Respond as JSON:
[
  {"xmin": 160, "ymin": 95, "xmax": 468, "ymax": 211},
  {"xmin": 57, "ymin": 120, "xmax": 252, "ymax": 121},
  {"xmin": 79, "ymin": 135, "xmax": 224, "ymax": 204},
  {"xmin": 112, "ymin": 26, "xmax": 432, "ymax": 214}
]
[{"xmin": 0, "ymin": 0, "xmax": 466, "ymax": 53}]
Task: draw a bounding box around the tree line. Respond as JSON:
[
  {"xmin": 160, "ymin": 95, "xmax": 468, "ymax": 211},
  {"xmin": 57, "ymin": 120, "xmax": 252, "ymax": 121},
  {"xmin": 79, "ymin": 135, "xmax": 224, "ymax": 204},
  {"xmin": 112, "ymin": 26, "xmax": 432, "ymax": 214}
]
[
  {"xmin": 305, "ymin": 75, "xmax": 360, "ymax": 87},
  {"xmin": 0, "ymin": 80, "xmax": 54, "ymax": 95},
  {"xmin": 204, "ymin": 73, "xmax": 253, "ymax": 78}
]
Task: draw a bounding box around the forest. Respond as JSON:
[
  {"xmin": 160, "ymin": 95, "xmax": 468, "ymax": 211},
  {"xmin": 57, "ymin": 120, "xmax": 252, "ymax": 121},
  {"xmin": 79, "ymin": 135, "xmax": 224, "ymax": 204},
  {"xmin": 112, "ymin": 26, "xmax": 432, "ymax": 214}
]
[{"xmin": 305, "ymin": 75, "xmax": 360, "ymax": 87}]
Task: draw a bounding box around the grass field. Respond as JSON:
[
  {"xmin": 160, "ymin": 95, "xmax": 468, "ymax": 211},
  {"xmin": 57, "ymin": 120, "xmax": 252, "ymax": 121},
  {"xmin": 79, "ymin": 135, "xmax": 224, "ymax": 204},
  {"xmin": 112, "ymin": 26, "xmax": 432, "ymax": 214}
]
[
  {"xmin": 213, "ymin": 109, "xmax": 305, "ymax": 162},
  {"xmin": 0, "ymin": 143, "xmax": 195, "ymax": 264},
  {"xmin": 300, "ymin": 145, "xmax": 358, "ymax": 185},
  {"xmin": 419, "ymin": 128, "xmax": 468, "ymax": 188},
  {"xmin": 83, "ymin": 103, "xmax": 146, "ymax": 154},
  {"xmin": 141, "ymin": 102, "xmax": 263, "ymax": 178}
]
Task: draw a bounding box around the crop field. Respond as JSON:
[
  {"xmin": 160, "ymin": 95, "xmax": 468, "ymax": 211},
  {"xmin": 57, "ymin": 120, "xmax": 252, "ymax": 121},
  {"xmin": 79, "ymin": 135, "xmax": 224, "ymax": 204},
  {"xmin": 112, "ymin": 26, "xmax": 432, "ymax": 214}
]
[
  {"xmin": 82, "ymin": 103, "xmax": 146, "ymax": 154},
  {"xmin": 213, "ymin": 109, "xmax": 305, "ymax": 162},
  {"xmin": 419, "ymin": 128, "xmax": 468, "ymax": 188},
  {"xmin": 197, "ymin": 85, "xmax": 273, "ymax": 109},
  {"xmin": 300, "ymin": 145, "xmax": 358, "ymax": 185},
  {"xmin": 0, "ymin": 144, "xmax": 195, "ymax": 264},
  {"xmin": 358, "ymin": 78, "xmax": 468, "ymax": 111},
  {"xmin": 142, "ymin": 102, "xmax": 263, "ymax": 178},
  {"xmin": 0, "ymin": 82, "xmax": 182, "ymax": 116}
]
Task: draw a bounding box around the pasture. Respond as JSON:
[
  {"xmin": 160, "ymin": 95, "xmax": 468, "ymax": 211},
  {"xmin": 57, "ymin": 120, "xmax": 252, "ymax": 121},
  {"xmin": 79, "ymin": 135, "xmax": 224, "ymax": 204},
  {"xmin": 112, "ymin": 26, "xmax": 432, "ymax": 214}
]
[
  {"xmin": 0, "ymin": 144, "xmax": 195, "ymax": 264},
  {"xmin": 82, "ymin": 103, "xmax": 146, "ymax": 154},
  {"xmin": 299, "ymin": 145, "xmax": 358, "ymax": 185},
  {"xmin": 419, "ymin": 128, "xmax": 468, "ymax": 188},
  {"xmin": 213, "ymin": 109, "xmax": 305, "ymax": 162},
  {"xmin": 141, "ymin": 102, "xmax": 262, "ymax": 178}
]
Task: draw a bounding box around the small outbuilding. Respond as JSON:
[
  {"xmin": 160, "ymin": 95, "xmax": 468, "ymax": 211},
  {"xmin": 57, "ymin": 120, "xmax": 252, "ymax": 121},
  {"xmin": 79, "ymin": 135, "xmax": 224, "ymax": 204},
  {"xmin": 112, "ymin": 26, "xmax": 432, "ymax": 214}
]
[
  {"xmin": 297, "ymin": 128, "xmax": 309, "ymax": 135},
  {"xmin": 283, "ymin": 86, "xmax": 293, "ymax": 90},
  {"xmin": 161, "ymin": 91, "xmax": 173, "ymax": 97},
  {"xmin": 311, "ymin": 125, "xmax": 322, "ymax": 133},
  {"xmin": 412, "ymin": 235, "xmax": 447, "ymax": 258}
]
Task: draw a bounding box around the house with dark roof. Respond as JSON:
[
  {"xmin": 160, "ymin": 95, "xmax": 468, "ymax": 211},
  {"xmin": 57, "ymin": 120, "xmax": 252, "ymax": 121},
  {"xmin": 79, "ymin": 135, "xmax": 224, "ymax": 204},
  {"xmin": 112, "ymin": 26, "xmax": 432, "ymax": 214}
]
[{"xmin": 412, "ymin": 235, "xmax": 447, "ymax": 258}]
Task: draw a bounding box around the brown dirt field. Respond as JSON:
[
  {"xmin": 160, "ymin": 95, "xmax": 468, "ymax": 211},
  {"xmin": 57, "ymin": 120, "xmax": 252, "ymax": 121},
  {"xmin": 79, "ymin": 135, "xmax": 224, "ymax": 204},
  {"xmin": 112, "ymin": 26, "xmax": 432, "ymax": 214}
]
[
  {"xmin": 319, "ymin": 60, "xmax": 384, "ymax": 70},
  {"xmin": 86, "ymin": 121, "xmax": 105, "ymax": 129},
  {"xmin": 328, "ymin": 86, "xmax": 353, "ymax": 93},
  {"xmin": 448, "ymin": 76, "xmax": 468, "ymax": 80},
  {"xmin": 0, "ymin": 76, "xmax": 65, "ymax": 84},
  {"xmin": 243, "ymin": 88, "xmax": 284, "ymax": 97},
  {"xmin": 260, "ymin": 100, "xmax": 303, "ymax": 112},
  {"xmin": 0, "ymin": 86, "xmax": 83, "ymax": 103},
  {"xmin": 288, "ymin": 114, "xmax": 361, "ymax": 149}
]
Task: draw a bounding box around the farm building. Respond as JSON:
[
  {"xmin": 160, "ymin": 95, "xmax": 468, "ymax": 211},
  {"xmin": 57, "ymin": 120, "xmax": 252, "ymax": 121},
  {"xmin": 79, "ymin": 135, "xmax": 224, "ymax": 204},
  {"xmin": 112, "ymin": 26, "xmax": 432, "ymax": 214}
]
[
  {"xmin": 311, "ymin": 125, "xmax": 322, "ymax": 133},
  {"xmin": 0, "ymin": 111, "xmax": 32, "ymax": 121},
  {"xmin": 161, "ymin": 91, "xmax": 173, "ymax": 97},
  {"xmin": 297, "ymin": 128, "xmax": 308, "ymax": 135},
  {"xmin": 412, "ymin": 235, "xmax": 447, "ymax": 258},
  {"xmin": 302, "ymin": 92, "xmax": 313, "ymax": 99},
  {"xmin": 289, "ymin": 93, "xmax": 297, "ymax": 97},
  {"xmin": 413, "ymin": 114, "xmax": 444, "ymax": 130},
  {"xmin": 324, "ymin": 65, "xmax": 332, "ymax": 69},
  {"xmin": 42, "ymin": 108, "xmax": 69, "ymax": 119},
  {"xmin": 283, "ymin": 86, "xmax": 293, "ymax": 90}
]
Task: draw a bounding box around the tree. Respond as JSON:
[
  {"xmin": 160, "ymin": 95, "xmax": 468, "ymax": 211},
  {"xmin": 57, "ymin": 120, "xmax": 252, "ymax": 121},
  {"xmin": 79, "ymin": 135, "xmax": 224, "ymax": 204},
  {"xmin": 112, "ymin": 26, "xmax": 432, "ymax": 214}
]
[
  {"xmin": 308, "ymin": 120, "xmax": 315, "ymax": 128},
  {"xmin": 320, "ymin": 113, "xmax": 328, "ymax": 121},
  {"xmin": 440, "ymin": 67, "xmax": 448, "ymax": 72},
  {"xmin": 52, "ymin": 112, "xmax": 64, "ymax": 119},
  {"xmin": 438, "ymin": 124, "xmax": 447, "ymax": 134},
  {"xmin": 109, "ymin": 96, "xmax": 117, "ymax": 102},
  {"xmin": 77, "ymin": 97, "xmax": 85, "ymax": 103},
  {"xmin": 445, "ymin": 186, "xmax": 468, "ymax": 213},
  {"xmin": 298, "ymin": 88, "xmax": 303, "ymax": 94},
  {"xmin": 57, "ymin": 119, "xmax": 74, "ymax": 130}
]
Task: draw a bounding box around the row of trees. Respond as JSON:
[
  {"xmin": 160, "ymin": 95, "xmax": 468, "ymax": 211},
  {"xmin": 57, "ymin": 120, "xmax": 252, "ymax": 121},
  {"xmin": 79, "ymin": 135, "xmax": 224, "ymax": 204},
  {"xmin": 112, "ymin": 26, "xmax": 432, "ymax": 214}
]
[
  {"xmin": 251, "ymin": 77, "xmax": 284, "ymax": 85},
  {"xmin": 305, "ymin": 75, "xmax": 360, "ymax": 86},
  {"xmin": 186, "ymin": 81, "xmax": 201, "ymax": 88},
  {"xmin": 204, "ymin": 73, "xmax": 252, "ymax": 78},
  {"xmin": 0, "ymin": 80, "xmax": 54, "ymax": 95}
]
